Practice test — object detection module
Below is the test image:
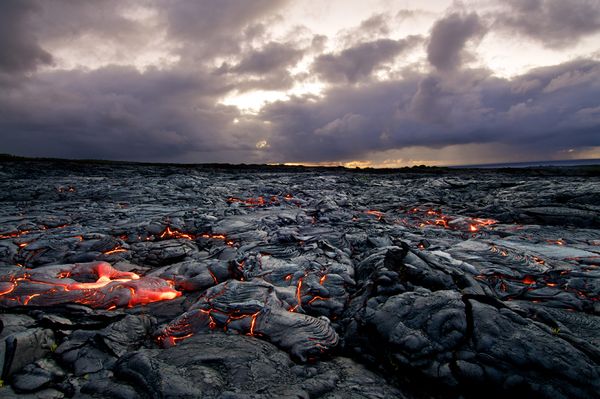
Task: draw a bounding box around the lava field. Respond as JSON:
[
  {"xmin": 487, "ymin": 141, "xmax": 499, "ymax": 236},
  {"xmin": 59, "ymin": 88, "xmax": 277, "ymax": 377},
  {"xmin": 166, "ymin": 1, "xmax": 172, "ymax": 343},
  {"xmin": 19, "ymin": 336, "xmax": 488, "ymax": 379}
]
[{"xmin": 0, "ymin": 160, "xmax": 599, "ymax": 399}]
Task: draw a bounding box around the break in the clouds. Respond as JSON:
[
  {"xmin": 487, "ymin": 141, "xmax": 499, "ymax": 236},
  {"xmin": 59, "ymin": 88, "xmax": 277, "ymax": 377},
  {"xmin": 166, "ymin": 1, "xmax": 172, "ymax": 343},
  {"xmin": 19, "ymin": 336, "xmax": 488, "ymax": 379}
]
[{"xmin": 0, "ymin": 0, "xmax": 599, "ymax": 166}]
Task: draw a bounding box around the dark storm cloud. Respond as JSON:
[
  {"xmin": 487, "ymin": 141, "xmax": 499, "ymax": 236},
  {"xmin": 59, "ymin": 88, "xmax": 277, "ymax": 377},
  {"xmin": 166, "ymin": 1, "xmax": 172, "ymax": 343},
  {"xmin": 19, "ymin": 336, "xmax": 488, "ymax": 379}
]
[
  {"xmin": 0, "ymin": 0, "xmax": 52, "ymax": 74},
  {"xmin": 313, "ymin": 36, "xmax": 422, "ymax": 83},
  {"xmin": 37, "ymin": 0, "xmax": 144, "ymax": 42},
  {"xmin": 0, "ymin": 66, "xmax": 259, "ymax": 161},
  {"xmin": 0, "ymin": 0, "xmax": 289, "ymax": 162},
  {"xmin": 427, "ymin": 11, "xmax": 486, "ymax": 71},
  {"xmin": 494, "ymin": 0, "xmax": 600, "ymax": 48},
  {"xmin": 260, "ymin": 59, "xmax": 600, "ymax": 162},
  {"xmin": 0, "ymin": 0, "xmax": 598, "ymax": 164}
]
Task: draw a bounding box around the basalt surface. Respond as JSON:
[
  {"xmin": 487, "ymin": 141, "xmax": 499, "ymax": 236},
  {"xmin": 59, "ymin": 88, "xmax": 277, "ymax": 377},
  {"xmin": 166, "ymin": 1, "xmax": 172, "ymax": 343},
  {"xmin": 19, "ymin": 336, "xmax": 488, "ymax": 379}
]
[{"xmin": 0, "ymin": 160, "xmax": 599, "ymax": 399}]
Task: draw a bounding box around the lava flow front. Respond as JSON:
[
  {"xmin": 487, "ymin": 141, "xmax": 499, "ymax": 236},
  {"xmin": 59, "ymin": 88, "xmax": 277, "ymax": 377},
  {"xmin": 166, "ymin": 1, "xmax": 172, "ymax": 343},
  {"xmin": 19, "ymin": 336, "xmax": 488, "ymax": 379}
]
[{"xmin": 0, "ymin": 261, "xmax": 181, "ymax": 309}]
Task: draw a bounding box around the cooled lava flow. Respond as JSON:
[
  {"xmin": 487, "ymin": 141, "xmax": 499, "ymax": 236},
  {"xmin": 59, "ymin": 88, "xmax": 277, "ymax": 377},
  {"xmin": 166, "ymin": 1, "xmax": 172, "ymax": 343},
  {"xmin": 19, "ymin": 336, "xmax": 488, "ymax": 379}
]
[
  {"xmin": 157, "ymin": 279, "xmax": 339, "ymax": 362},
  {"xmin": 403, "ymin": 207, "xmax": 497, "ymax": 232},
  {"xmin": 0, "ymin": 261, "xmax": 181, "ymax": 309}
]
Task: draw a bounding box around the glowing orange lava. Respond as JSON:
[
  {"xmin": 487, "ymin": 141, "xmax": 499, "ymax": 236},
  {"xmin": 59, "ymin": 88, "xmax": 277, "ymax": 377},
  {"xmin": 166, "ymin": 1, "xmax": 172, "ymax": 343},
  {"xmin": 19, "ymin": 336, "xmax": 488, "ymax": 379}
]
[
  {"xmin": 0, "ymin": 230, "xmax": 31, "ymax": 239},
  {"xmin": 103, "ymin": 247, "xmax": 128, "ymax": 255},
  {"xmin": 522, "ymin": 276, "xmax": 536, "ymax": 285},
  {"xmin": 226, "ymin": 194, "xmax": 299, "ymax": 207},
  {"xmin": 405, "ymin": 208, "xmax": 497, "ymax": 232},
  {"xmin": 0, "ymin": 261, "xmax": 181, "ymax": 309},
  {"xmin": 160, "ymin": 226, "xmax": 194, "ymax": 240},
  {"xmin": 295, "ymin": 277, "xmax": 303, "ymax": 309}
]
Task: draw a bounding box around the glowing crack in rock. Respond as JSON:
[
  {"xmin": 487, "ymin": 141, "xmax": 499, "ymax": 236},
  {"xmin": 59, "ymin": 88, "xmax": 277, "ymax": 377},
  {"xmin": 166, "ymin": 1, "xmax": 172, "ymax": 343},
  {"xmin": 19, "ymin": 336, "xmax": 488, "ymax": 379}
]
[
  {"xmin": 402, "ymin": 207, "xmax": 497, "ymax": 232},
  {"xmin": 157, "ymin": 280, "xmax": 338, "ymax": 362}
]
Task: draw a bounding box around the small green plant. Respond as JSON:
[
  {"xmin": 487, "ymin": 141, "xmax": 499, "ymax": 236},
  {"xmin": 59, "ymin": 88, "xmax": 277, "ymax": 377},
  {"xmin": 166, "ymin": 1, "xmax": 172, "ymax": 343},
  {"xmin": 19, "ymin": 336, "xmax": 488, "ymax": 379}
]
[
  {"xmin": 50, "ymin": 343, "xmax": 58, "ymax": 352},
  {"xmin": 552, "ymin": 327, "xmax": 560, "ymax": 335}
]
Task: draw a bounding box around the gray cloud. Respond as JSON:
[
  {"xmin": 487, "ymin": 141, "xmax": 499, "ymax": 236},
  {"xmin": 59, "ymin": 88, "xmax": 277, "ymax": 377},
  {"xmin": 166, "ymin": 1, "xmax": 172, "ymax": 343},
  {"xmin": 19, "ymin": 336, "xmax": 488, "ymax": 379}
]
[
  {"xmin": 0, "ymin": 0, "xmax": 52, "ymax": 74},
  {"xmin": 260, "ymin": 59, "xmax": 600, "ymax": 162},
  {"xmin": 161, "ymin": 0, "xmax": 288, "ymax": 60},
  {"xmin": 37, "ymin": 0, "xmax": 145, "ymax": 43},
  {"xmin": 427, "ymin": 11, "xmax": 486, "ymax": 71},
  {"xmin": 225, "ymin": 42, "xmax": 304, "ymax": 75},
  {"xmin": 214, "ymin": 41, "xmax": 306, "ymax": 92},
  {"xmin": 313, "ymin": 36, "xmax": 422, "ymax": 83},
  {"xmin": 357, "ymin": 14, "xmax": 390, "ymax": 36},
  {"xmin": 494, "ymin": 0, "xmax": 600, "ymax": 48},
  {"xmin": 0, "ymin": 65, "xmax": 266, "ymax": 162},
  {"xmin": 0, "ymin": 0, "xmax": 598, "ymax": 165}
]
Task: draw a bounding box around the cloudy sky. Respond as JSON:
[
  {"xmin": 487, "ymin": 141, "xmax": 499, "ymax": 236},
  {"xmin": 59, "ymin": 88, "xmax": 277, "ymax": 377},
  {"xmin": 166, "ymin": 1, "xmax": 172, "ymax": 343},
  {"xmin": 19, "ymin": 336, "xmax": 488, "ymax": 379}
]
[{"xmin": 1, "ymin": 0, "xmax": 599, "ymax": 166}]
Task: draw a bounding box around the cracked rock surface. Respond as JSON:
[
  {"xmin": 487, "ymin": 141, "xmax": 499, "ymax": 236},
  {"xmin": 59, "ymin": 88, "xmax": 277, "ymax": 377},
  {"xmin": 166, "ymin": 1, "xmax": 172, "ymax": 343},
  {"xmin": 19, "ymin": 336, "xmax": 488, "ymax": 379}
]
[{"xmin": 0, "ymin": 160, "xmax": 599, "ymax": 398}]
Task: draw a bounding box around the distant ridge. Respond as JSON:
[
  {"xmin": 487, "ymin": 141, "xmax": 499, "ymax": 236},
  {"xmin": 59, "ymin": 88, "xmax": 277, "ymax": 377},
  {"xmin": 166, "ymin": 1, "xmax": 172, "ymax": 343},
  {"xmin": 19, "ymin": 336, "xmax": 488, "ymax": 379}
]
[
  {"xmin": 1, "ymin": 153, "xmax": 599, "ymax": 176},
  {"xmin": 452, "ymin": 158, "xmax": 600, "ymax": 169}
]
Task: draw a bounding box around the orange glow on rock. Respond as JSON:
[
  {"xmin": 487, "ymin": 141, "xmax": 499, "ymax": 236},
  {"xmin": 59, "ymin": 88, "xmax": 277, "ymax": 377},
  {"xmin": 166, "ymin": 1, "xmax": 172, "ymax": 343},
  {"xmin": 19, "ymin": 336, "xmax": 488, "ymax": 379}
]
[
  {"xmin": 364, "ymin": 210, "xmax": 384, "ymax": 220},
  {"xmin": 23, "ymin": 293, "xmax": 41, "ymax": 305},
  {"xmin": 0, "ymin": 261, "xmax": 180, "ymax": 309},
  {"xmin": 160, "ymin": 226, "xmax": 194, "ymax": 240},
  {"xmin": 102, "ymin": 247, "xmax": 128, "ymax": 255},
  {"xmin": 57, "ymin": 271, "xmax": 71, "ymax": 279},
  {"xmin": 127, "ymin": 287, "xmax": 181, "ymax": 307},
  {"xmin": 226, "ymin": 194, "xmax": 298, "ymax": 207},
  {"xmin": 434, "ymin": 218, "xmax": 449, "ymax": 228},
  {"xmin": 0, "ymin": 282, "xmax": 16, "ymax": 296},
  {"xmin": 308, "ymin": 296, "xmax": 328, "ymax": 305},
  {"xmin": 532, "ymin": 256, "xmax": 546, "ymax": 265},
  {"xmin": 0, "ymin": 230, "xmax": 31, "ymax": 239},
  {"xmin": 522, "ymin": 276, "xmax": 536, "ymax": 285},
  {"xmin": 406, "ymin": 208, "xmax": 497, "ymax": 232},
  {"xmin": 249, "ymin": 312, "xmax": 260, "ymax": 336},
  {"xmin": 295, "ymin": 277, "xmax": 303, "ymax": 309}
]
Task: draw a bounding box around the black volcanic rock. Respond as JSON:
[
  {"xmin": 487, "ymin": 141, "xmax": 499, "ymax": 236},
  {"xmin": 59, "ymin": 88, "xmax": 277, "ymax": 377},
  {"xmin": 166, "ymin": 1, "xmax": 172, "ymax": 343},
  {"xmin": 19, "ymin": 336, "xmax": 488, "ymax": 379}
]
[
  {"xmin": 111, "ymin": 333, "xmax": 407, "ymax": 399},
  {"xmin": 0, "ymin": 159, "xmax": 599, "ymax": 398},
  {"xmin": 158, "ymin": 279, "xmax": 339, "ymax": 362}
]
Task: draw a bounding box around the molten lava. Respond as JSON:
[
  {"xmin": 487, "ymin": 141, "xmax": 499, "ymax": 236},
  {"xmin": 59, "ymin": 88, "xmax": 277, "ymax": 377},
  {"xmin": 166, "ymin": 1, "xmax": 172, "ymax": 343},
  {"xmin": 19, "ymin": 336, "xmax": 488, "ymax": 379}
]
[
  {"xmin": 522, "ymin": 276, "xmax": 536, "ymax": 285},
  {"xmin": 227, "ymin": 196, "xmax": 271, "ymax": 206},
  {"xmin": 103, "ymin": 247, "xmax": 128, "ymax": 255},
  {"xmin": 0, "ymin": 261, "xmax": 181, "ymax": 309},
  {"xmin": 159, "ymin": 226, "xmax": 194, "ymax": 240},
  {"xmin": 403, "ymin": 207, "xmax": 497, "ymax": 232},
  {"xmin": 226, "ymin": 194, "xmax": 299, "ymax": 207},
  {"xmin": 0, "ymin": 230, "xmax": 31, "ymax": 239}
]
